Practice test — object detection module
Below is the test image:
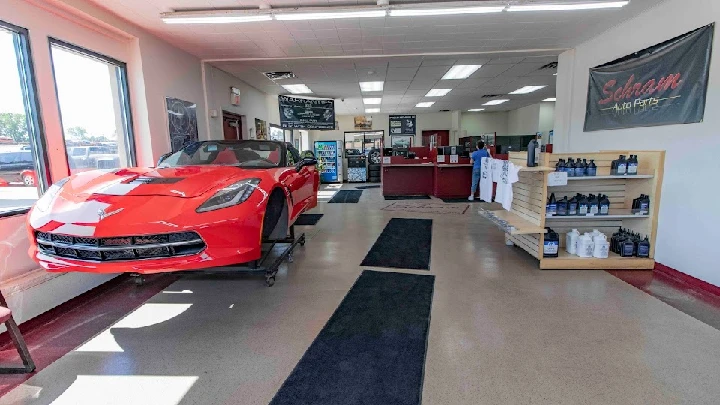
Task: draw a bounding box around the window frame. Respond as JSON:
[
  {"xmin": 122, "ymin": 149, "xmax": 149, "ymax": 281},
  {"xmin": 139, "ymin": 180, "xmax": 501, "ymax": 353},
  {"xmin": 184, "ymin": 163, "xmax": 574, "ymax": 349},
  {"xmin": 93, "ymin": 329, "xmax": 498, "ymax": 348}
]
[
  {"xmin": 0, "ymin": 20, "xmax": 50, "ymax": 218},
  {"xmin": 47, "ymin": 37, "xmax": 137, "ymax": 177}
]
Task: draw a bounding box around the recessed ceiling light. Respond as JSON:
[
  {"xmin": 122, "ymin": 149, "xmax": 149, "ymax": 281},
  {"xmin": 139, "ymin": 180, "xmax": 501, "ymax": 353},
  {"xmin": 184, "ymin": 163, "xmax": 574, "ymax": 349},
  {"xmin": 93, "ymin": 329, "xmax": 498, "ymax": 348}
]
[
  {"xmin": 543, "ymin": 98, "xmax": 557, "ymax": 102},
  {"xmin": 509, "ymin": 85, "xmax": 546, "ymax": 94},
  {"xmin": 482, "ymin": 99, "xmax": 509, "ymax": 106},
  {"xmin": 390, "ymin": 6, "xmax": 505, "ymax": 17},
  {"xmin": 553, "ymin": 73, "xmax": 558, "ymax": 76},
  {"xmin": 359, "ymin": 81, "xmax": 384, "ymax": 92},
  {"xmin": 363, "ymin": 97, "xmax": 382, "ymax": 105},
  {"xmin": 425, "ymin": 89, "xmax": 452, "ymax": 97},
  {"xmin": 162, "ymin": 15, "xmax": 273, "ymax": 24},
  {"xmin": 468, "ymin": 108, "xmax": 485, "ymax": 112},
  {"xmin": 442, "ymin": 65, "xmax": 482, "ymax": 80},
  {"xmin": 507, "ymin": 1, "xmax": 629, "ymax": 12},
  {"xmin": 416, "ymin": 102, "xmax": 435, "ymax": 108},
  {"xmin": 281, "ymin": 84, "xmax": 312, "ymax": 94},
  {"xmin": 276, "ymin": 10, "xmax": 386, "ymax": 20},
  {"xmin": 365, "ymin": 108, "xmax": 380, "ymax": 113}
]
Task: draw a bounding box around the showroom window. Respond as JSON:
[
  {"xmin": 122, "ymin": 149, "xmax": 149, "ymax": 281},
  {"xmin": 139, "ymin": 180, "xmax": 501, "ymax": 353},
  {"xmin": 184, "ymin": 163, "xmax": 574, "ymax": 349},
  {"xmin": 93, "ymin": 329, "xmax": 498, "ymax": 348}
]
[
  {"xmin": 0, "ymin": 21, "xmax": 48, "ymax": 217},
  {"xmin": 49, "ymin": 39, "xmax": 135, "ymax": 175}
]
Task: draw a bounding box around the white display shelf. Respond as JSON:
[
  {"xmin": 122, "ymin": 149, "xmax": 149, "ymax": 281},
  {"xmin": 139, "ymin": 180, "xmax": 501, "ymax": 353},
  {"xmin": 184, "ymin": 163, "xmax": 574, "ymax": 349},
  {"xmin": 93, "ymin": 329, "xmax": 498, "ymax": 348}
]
[
  {"xmin": 546, "ymin": 210, "xmax": 649, "ymax": 220},
  {"xmin": 560, "ymin": 174, "xmax": 654, "ymax": 181}
]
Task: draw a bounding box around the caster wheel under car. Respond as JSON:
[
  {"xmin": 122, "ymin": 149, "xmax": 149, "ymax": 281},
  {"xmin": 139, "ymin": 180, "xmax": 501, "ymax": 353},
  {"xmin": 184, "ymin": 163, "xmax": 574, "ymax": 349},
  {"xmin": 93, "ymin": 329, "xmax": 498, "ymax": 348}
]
[
  {"xmin": 299, "ymin": 237, "xmax": 306, "ymax": 246},
  {"xmin": 131, "ymin": 274, "xmax": 145, "ymax": 286},
  {"xmin": 265, "ymin": 276, "xmax": 276, "ymax": 287},
  {"xmin": 287, "ymin": 253, "xmax": 294, "ymax": 263}
]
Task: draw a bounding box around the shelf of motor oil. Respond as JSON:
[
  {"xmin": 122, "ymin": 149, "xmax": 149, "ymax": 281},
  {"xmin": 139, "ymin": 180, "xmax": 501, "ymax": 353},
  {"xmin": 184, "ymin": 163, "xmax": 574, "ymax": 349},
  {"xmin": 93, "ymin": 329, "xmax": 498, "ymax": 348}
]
[{"xmin": 507, "ymin": 150, "xmax": 664, "ymax": 271}]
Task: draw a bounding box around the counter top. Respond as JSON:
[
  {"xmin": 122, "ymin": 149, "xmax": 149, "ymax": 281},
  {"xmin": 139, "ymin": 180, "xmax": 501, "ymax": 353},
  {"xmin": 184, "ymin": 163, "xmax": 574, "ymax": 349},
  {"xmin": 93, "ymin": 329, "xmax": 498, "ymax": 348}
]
[
  {"xmin": 383, "ymin": 163, "xmax": 435, "ymax": 167},
  {"xmin": 436, "ymin": 164, "xmax": 473, "ymax": 167}
]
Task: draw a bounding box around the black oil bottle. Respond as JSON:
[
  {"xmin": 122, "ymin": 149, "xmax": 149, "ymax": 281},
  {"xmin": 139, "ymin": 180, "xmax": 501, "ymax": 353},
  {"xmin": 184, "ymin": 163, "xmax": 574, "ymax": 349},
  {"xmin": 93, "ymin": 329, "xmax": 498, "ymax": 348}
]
[
  {"xmin": 557, "ymin": 196, "xmax": 568, "ymax": 216},
  {"xmin": 599, "ymin": 194, "xmax": 610, "ymax": 215},
  {"xmin": 637, "ymin": 237, "xmax": 651, "ymax": 258},
  {"xmin": 578, "ymin": 194, "xmax": 589, "ymax": 216},
  {"xmin": 567, "ymin": 158, "xmax": 575, "ymax": 177},
  {"xmin": 616, "ymin": 155, "xmax": 627, "ymax": 175},
  {"xmin": 587, "ymin": 159, "xmax": 597, "ymax": 176},
  {"xmin": 588, "ymin": 194, "xmax": 599, "ymax": 215},
  {"xmin": 568, "ymin": 195, "xmax": 578, "ymax": 216},
  {"xmin": 547, "ymin": 193, "xmax": 557, "ymax": 216},
  {"xmin": 543, "ymin": 228, "xmax": 560, "ymax": 258},
  {"xmin": 627, "ymin": 154, "xmax": 639, "ymax": 175},
  {"xmin": 574, "ymin": 159, "xmax": 585, "ymax": 177}
]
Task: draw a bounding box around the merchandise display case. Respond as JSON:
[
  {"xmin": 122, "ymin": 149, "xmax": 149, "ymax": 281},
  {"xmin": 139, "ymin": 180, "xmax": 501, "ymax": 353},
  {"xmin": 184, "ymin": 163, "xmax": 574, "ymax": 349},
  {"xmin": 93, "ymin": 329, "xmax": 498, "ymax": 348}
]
[{"xmin": 482, "ymin": 150, "xmax": 664, "ymax": 270}]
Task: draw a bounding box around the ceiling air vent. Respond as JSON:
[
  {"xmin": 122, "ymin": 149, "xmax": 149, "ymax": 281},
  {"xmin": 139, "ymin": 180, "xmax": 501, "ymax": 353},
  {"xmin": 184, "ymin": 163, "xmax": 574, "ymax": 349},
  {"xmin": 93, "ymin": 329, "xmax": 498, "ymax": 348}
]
[
  {"xmin": 264, "ymin": 72, "xmax": 297, "ymax": 80},
  {"xmin": 481, "ymin": 94, "xmax": 502, "ymax": 99},
  {"xmin": 439, "ymin": 109, "xmax": 450, "ymax": 112},
  {"xmin": 539, "ymin": 62, "xmax": 558, "ymax": 70}
]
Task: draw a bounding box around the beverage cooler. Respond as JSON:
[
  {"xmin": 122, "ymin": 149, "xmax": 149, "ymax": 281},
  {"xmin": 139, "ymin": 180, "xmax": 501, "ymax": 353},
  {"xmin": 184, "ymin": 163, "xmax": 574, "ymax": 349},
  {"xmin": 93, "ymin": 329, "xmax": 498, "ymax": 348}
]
[{"xmin": 314, "ymin": 140, "xmax": 343, "ymax": 183}]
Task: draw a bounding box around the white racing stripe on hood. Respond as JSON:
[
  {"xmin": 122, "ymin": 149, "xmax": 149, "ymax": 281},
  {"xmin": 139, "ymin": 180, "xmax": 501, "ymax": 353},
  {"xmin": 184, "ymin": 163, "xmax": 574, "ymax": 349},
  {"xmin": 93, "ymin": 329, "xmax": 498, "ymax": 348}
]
[
  {"xmin": 53, "ymin": 224, "xmax": 96, "ymax": 236},
  {"xmin": 98, "ymin": 182, "xmax": 142, "ymax": 196}
]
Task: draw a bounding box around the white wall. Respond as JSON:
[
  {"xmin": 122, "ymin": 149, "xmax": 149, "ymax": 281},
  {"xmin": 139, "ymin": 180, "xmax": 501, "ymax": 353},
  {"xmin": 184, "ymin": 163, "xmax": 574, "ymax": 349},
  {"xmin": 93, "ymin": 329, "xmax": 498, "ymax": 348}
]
[
  {"xmin": 461, "ymin": 111, "xmax": 509, "ymax": 138},
  {"xmin": 204, "ymin": 65, "xmax": 273, "ymax": 141},
  {"xmin": 553, "ymin": 0, "xmax": 720, "ymax": 286},
  {"xmin": 508, "ymin": 104, "xmax": 541, "ymax": 135}
]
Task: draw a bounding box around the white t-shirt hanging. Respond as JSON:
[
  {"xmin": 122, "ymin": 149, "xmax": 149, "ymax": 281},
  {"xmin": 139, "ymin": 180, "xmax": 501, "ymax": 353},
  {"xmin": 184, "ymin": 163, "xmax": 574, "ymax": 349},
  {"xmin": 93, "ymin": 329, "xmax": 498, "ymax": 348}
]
[
  {"xmin": 491, "ymin": 158, "xmax": 502, "ymax": 184},
  {"xmin": 502, "ymin": 162, "xmax": 521, "ymax": 211},
  {"xmin": 479, "ymin": 157, "xmax": 493, "ymax": 202}
]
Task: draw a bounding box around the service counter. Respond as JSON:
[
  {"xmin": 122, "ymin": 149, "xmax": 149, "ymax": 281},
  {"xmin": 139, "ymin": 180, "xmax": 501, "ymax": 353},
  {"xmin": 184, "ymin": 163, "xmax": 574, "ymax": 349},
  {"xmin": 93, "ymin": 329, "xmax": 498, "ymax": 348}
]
[
  {"xmin": 381, "ymin": 163, "xmax": 434, "ymax": 196},
  {"xmin": 433, "ymin": 164, "xmax": 473, "ymax": 199}
]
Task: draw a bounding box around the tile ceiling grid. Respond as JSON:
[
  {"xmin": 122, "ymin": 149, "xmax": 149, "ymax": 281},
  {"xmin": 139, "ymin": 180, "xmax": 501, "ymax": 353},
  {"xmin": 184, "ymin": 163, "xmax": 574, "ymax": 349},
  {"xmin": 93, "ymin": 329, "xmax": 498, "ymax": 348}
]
[{"xmin": 89, "ymin": 0, "xmax": 661, "ymax": 113}]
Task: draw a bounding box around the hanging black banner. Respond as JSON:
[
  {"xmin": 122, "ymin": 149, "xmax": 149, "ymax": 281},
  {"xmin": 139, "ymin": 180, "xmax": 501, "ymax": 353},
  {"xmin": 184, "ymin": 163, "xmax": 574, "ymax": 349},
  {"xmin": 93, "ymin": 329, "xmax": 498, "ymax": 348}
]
[
  {"xmin": 584, "ymin": 24, "xmax": 714, "ymax": 132},
  {"xmin": 389, "ymin": 115, "xmax": 416, "ymax": 135},
  {"xmin": 278, "ymin": 95, "xmax": 335, "ymax": 130}
]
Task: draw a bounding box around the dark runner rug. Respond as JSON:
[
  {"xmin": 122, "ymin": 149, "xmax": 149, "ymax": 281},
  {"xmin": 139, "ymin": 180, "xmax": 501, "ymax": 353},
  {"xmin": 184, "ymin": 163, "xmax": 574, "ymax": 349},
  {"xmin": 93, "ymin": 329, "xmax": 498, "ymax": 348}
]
[
  {"xmin": 384, "ymin": 195, "xmax": 431, "ymax": 200},
  {"xmin": 328, "ymin": 190, "xmax": 363, "ymax": 203},
  {"xmin": 355, "ymin": 185, "xmax": 381, "ymax": 189},
  {"xmin": 294, "ymin": 214, "xmax": 324, "ymax": 226},
  {"xmin": 360, "ymin": 218, "xmax": 432, "ymax": 270},
  {"xmin": 269, "ymin": 270, "xmax": 435, "ymax": 405}
]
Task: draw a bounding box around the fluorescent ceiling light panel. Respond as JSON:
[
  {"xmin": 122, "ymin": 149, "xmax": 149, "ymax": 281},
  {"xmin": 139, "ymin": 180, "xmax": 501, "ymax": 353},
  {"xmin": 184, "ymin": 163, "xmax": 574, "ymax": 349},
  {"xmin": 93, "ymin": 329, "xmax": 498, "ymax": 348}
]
[
  {"xmin": 468, "ymin": 108, "xmax": 485, "ymax": 112},
  {"xmin": 425, "ymin": 89, "xmax": 452, "ymax": 97},
  {"xmin": 509, "ymin": 85, "xmax": 546, "ymax": 94},
  {"xmin": 281, "ymin": 84, "xmax": 312, "ymax": 94},
  {"xmin": 359, "ymin": 81, "xmax": 384, "ymax": 92},
  {"xmin": 482, "ymin": 99, "xmax": 509, "ymax": 106},
  {"xmin": 544, "ymin": 98, "xmax": 557, "ymax": 102},
  {"xmin": 442, "ymin": 65, "xmax": 482, "ymax": 80},
  {"xmin": 276, "ymin": 10, "xmax": 386, "ymax": 20},
  {"xmin": 390, "ymin": 6, "xmax": 504, "ymax": 17},
  {"xmin": 365, "ymin": 108, "xmax": 380, "ymax": 113},
  {"xmin": 162, "ymin": 15, "xmax": 273, "ymax": 24},
  {"xmin": 508, "ymin": 1, "xmax": 629, "ymax": 12},
  {"xmin": 416, "ymin": 102, "xmax": 435, "ymax": 108},
  {"xmin": 363, "ymin": 98, "xmax": 382, "ymax": 105}
]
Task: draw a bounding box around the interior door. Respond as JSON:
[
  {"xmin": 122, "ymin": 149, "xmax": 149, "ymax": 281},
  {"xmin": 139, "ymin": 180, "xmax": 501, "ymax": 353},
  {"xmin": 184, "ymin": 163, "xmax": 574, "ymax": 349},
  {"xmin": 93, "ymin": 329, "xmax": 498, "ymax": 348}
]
[
  {"xmin": 222, "ymin": 113, "xmax": 241, "ymax": 140},
  {"xmin": 422, "ymin": 130, "xmax": 450, "ymax": 147}
]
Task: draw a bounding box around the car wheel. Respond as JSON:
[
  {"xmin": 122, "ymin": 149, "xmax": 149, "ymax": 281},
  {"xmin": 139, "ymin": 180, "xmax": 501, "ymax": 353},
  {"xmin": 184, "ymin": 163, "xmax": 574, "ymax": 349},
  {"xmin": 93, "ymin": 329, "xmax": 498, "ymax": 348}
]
[{"xmin": 23, "ymin": 175, "xmax": 35, "ymax": 186}]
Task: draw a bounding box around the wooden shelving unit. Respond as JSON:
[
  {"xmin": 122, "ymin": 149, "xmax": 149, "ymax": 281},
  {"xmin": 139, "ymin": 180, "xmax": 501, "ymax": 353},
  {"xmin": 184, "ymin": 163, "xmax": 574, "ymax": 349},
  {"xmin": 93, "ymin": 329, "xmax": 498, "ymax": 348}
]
[{"xmin": 493, "ymin": 150, "xmax": 665, "ymax": 270}]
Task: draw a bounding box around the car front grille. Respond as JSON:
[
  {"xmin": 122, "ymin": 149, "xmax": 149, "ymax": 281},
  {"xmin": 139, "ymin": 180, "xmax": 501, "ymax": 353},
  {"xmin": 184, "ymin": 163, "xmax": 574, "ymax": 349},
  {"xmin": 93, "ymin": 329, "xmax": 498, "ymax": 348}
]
[{"xmin": 35, "ymin": 231, "xmax": 205, "ymax": 262}]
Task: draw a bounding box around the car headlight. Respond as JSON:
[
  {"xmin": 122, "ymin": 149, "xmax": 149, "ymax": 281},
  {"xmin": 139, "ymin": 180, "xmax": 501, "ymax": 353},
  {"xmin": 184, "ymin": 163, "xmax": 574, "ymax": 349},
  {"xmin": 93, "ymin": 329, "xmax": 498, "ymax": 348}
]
[
  {"xmin": 196, "ymin": 178, "xmax": 261, "ymax": 213},
  {"xmin": 34, "ymin": 177, "xmax": 71, "ymax": 212}
]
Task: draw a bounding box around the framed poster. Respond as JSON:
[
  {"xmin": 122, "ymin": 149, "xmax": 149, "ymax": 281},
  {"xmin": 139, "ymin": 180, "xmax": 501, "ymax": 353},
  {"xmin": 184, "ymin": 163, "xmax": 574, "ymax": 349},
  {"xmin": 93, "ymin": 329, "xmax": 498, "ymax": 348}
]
[
  {"xmin": 278, "ymin": 95, "xmax": 335, "ymax": 130},
  {"xmin": 354, "ymin": 116, "xmax": 372, "ymax": 130},
  {"xmin": 389, "ymin": 115, "xmax": 416, "ymax": 135},
  {"xmin": 165, "ymin": 97, "xmax": 198, "ymax": 152},
  {"xmin": 269, "ymin": 125, "xmax": 284, "ymax": 141},
  {"xmin": 255, "ymin": 118, "xmax": 267, "ymax": 140},
  {"xmin": 390, "ymin": 135, "xmax": 412, "ymax": 149},
  {"xmin": 584, "ymin": 24, "xmax": 714, "ymax": 132}
]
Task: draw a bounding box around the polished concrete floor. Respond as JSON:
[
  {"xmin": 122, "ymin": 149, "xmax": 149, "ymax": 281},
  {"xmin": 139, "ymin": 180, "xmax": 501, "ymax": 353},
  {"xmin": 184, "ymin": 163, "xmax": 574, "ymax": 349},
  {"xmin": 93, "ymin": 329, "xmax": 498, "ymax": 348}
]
[{"xmin": 2, "ymin": 184, "xmax": 720, "ymax": 404}]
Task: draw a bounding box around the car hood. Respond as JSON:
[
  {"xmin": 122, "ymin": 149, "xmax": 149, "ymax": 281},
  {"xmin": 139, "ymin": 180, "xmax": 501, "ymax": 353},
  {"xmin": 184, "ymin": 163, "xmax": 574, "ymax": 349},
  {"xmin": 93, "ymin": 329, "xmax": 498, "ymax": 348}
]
[{"xmin": 62, "ymin": 166, "xmax": 257, "ymax": 198}]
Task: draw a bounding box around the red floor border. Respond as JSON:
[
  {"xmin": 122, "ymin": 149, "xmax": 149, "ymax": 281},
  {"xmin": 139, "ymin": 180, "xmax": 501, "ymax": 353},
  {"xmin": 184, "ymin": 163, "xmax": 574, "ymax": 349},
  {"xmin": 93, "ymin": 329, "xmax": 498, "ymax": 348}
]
[{"xmin": 654, "ymin": 262, "xmax": 720, "ymax": 299}]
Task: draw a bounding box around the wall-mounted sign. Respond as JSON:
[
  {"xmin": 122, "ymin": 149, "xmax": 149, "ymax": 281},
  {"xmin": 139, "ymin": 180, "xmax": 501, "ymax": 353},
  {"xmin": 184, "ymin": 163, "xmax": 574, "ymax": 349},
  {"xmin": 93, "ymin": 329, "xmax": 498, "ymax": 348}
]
[
  {"xmin": 165, "ymin": 97, "xmax": 198, "ymax": 152},
  {"xmin": 230, "ymin": 87, "xmax": 241, "ymax": 106},
  {"xmin": 584, "ymin": 24, "xmax": 714, "ymax": 132},
  {"xmin": 279, "ymin": 95, "xmax": 335, "ymax": 130},
  {"xmin": 389, "ymin": 115, "xmax": 416, "ymax": 135},
  {"xmin": 354, "ymin": 116, "xmax": 372, "ymax": 130}
]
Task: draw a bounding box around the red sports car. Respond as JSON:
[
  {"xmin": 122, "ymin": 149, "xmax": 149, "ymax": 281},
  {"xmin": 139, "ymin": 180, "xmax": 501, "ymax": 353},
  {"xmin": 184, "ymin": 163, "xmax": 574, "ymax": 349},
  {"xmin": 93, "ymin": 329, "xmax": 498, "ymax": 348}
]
[{"xmin": 27, "ymin": 140, "xmax": 319, "ymax": 274}]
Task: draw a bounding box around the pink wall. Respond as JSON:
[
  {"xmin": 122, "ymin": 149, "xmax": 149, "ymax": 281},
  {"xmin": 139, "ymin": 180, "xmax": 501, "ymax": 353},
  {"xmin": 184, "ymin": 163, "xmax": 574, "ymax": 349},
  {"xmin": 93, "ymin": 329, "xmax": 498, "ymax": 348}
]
[{"xmin": 0, "ymin": 0, "xmax": 209, "ymax": 324}]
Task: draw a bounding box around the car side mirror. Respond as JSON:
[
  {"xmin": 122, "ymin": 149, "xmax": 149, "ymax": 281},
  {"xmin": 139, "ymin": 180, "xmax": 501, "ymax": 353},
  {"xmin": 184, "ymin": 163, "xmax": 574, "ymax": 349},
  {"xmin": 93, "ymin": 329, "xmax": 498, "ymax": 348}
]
[
  {"xmin": 295, "ymin": 158, "xmax": 317, "ymax": 172},
  {"xmin": 156, "ymin": 152, "xmax": 172, "ymax": 166}
]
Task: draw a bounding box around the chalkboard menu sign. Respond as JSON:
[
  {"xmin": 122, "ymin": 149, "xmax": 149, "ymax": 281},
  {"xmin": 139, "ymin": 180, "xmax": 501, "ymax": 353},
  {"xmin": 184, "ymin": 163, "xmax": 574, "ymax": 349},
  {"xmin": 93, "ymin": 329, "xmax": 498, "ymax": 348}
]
[
  {"xmin": 279, "ymin": 95, "xmax": 335, "ymax": 130},
  {"xmin": 389, "ymin": 115, "xmax": 416, "ymax": 135}
]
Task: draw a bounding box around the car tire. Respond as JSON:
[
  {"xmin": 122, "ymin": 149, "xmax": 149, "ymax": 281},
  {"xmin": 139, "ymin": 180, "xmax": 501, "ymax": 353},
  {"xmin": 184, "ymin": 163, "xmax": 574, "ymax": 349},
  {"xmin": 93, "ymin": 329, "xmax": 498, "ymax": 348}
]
[{"xmin": 23, "ymin": 175, "xmax": 35, "ymax": 186}]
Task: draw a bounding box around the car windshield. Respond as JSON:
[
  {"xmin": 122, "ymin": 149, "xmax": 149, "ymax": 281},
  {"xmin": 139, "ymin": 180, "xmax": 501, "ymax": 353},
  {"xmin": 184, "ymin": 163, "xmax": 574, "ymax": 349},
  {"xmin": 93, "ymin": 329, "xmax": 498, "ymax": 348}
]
[{"xmin": 159, "ymin": 141, "xmax": 283, "ymax": 168}]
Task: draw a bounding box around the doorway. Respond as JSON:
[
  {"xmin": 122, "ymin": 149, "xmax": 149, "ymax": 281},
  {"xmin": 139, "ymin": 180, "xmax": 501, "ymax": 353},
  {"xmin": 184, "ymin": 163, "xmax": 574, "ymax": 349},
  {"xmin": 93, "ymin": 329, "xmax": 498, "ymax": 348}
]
[{"xmin": 222, "ymin": 112, "xmax": 243, "ymax": 140}]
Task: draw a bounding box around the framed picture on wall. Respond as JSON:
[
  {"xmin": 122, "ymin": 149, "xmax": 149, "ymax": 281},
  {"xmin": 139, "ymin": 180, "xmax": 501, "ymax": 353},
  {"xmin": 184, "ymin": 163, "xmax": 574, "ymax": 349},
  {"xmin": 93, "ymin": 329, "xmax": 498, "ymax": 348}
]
[
  {"xmin": 165, "ymin": 97, "xmax": 199, "ymax": 152},
  {"xmin": 390, "ymin": 135, "xmax": 412, "ymax": 149},
  {"xmin": 255, "ymin": 118, "xmax": 267, "ymax": 140}
]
